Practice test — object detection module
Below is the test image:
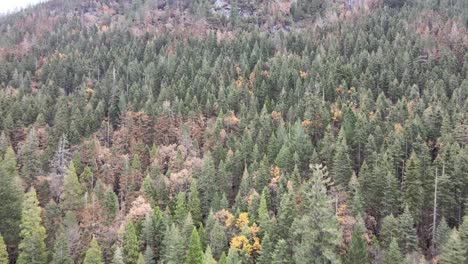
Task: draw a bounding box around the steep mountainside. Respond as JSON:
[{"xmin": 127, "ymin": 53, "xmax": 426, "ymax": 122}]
[{"xmin": 0, "ymin": 0, "xmax": 466, "ymax": 263}]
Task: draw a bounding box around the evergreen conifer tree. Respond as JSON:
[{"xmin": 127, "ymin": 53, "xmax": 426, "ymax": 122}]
[
  {"xmin": 84, "ymin": 237, "xmax": 104, "ymax": 264},
  {"xmin": 61, "ymin": 162, "xmax": 84, "ymax": 210},
  {"xmin": 291, "ymin": 164, "xmax": 341, "ymax": 263},
  {"xmin": 17, "ymin": 188, "xmax": 47, "ymax": 264},
  {"xmin": 440, "ymin": 229, "xmax": 466, "ymax": 264},
  {"xmin": 399, "ymin": 205, "xmax": 418, "ymax": 254},
  {"xmin": 123, "ymin": 222, "xmax": 140, "ymax": 264},
  {"xmin": 185, "ymin": 228, "xmax": 203, "ymax": 264},
  {"xmin": 384, "ymin": 238, "xmax": 404, "ymax": 264},
  {"xmin": 0, "ymin": 148, "xmax": 23, "ymax": 247},
  {"xmin": 344, "ymin": 220, "xmax": 368, "ymax": 264},
  {"xmin": 332, "ymin": 128, "xmax": 352, "ymax": 187},
  {"xmin": 112, "ymin": 246, "xmax": 124, "ymax": 264},
  {"xmin": 0, "ymin": 235, "xmax": 8, "ymax": 264}
]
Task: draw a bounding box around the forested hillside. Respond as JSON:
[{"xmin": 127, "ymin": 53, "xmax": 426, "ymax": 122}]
[{"xmin": 0, "ymin": 0, "xmax": 467, "ymax": 263}]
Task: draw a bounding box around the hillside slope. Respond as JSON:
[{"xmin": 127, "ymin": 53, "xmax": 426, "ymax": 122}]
[{"xmin": 0, "ymin": 0, "xmax": 466, "ymax": 263}]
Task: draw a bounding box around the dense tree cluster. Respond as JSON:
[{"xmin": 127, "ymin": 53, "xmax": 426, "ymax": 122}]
[{"xmin": 0, "ymin": 0, "xmax": 466, "ymax": 263}]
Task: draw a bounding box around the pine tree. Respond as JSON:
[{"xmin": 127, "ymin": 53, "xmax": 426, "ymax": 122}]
[
  {"xmin": 458, "ymin": 216, "xmax": 468, "ymax": 262},
  {"xmin": 384, "ymin": 238, "xmax": 404, "ymax": 264},
  {"xmin": 203, "ymin": 246, "xmax": 216, "ymax": 264},
  {"xmin": 17, "ymin": 188, "xmax": 47, "ymax": 264},
  {"xmin": 0, "ymin": 148, "xmax": 23, "ymax": 246},
  {"xmin": 182, "ymin": 213, "xmax": 195, "ymax": 247},
  {"xmin": 61, "ymin": 162, "xmax": 84, "ymax": 210},
  {"xmin": 403, "ymin": 152, "xmax": 423, "ymax": 220},
  {"xmin": 218, "ymin": 252, "xmax": 227, "ymax": 264},
  {"xmin": 434, "ymin": 217, "xmax": 451, "ymax": 254},
  {"xmin": 0, "ymin": 234, "xmax": 8, "ymax": 264},
  {"xmin": 440, "ymin": 229, "xmax": 466, "ymax": 264},
  {"xmin": 291, "ymin": 164, "xmax": 341, "ymax": 263},
  {"xmin": 344, "ymin": 220, "xmax": 368, "ymax": 264},
  {"xmin": 123, "ymin": 222, "xmax": 140, "ymax": 264},
  {"xmin": 382, "ymin": 169, "xmax": 400, "ymax": 217},
  {"xmin": 258, "ymin": 189, "xmax": 271, "ymax": 237},
  {"xmin": 113, "ymin": 246, "xmax": 125, "ymax": 264},
  {"xmin": 275, "ymin": 143, "xmax": 292, "ymax": 172},
  {"xmin": 185, "ymin": 228, "xmax": 203, "ymax": 264},
  {"xmin": 143, "ymin": 246, "xmax": 154, "ymax": 264},
  {"xmin": 257, "ymin": 232, "xmax": 273, "ymax": 264},
  {"xmin": 380, "ymin": 214, "xmax": 399, "ymax": 248},
  {"xmin": 398, "ymin": 205, "xmax": 418, "ymax": 254},
  {"xmin": 188, "ymin": 180, "xmax": 203, "ymax": 227},
  {"xmin": 174, "ymin": 192, "xmax": 187, "ymax": 224},
  {"xmin": 198, "ymin": 225, "xmax": 206, "ymax": 252},
  {"xmin": 225, "ymin": 246, "xmax": 241, "ymax": 264},
  {"xmin": 348, "ymin": 173, "xmax": 364, "ymax": 216},
  {"xmin": 272, "ymin": 239, "xmax": 292, "ymax": 264},
  {"xmin": 20, "ymin": 128, "xmax": 40, "ymax": 185},
  {"xmin": 255, "ymin": 156, "xmax": 271, "ymax": 192},
  {"xmin": 51, "ymin": 227, "xmax": 73, "ymax": 264},
  {"xmin": 209, "ymin": 220, "xmax": 227, "ymax": 259},
  {"xmin": 80, "ymin": 166, "xmax": 94, "ymax": 191},
  {"xmin": 162, "ymin": 224, "xmax": 185, "ymax": 264},
  {"xmin": 198, "ymin": 153, "xmax": 216, "ymax": 216},
  {"xmin": 84, "ymin": 237, "xmax": 104, "ymax": 264},
  {"xmin": 332, "ymin": 128, "xmax": 352, "ymax": 187},
  {"xmin": 276, "ymin": 192, "xmax": 296, "ymax": 241},
  {"xmin": 103, "ymin": 189, "xmax": 118, "ymax": 224},
  {"xmin": 137, "ymin": 253, "xmax": 145, "ymax": 264},
  {"xmin": 142, "ymin": 207, "xmax": 165, "ymax": 261}
]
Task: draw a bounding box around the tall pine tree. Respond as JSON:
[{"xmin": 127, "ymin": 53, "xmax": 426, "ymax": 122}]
[
  {"xmin": 185, "ymin": 228, "xmax": 203, "ymax": 264},
  {"xmin": 17, "ymin": 188, "xmax": 47, "ymax": 264},
  {"xmin": 123, "ymin": 222, "xmax": 140, "ymax": 264},
  {"xmin": 84, "ymin": 237, "xmax": 104, "ymax": 264}
]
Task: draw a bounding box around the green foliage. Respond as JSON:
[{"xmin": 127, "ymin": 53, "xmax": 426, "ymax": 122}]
[
  {"xmin": 123, "ymin": 222, "xmax": 140, "ymax": 264},
  {"xmin": 434, "ymin": 217, "xmax": 451, "ymax": 254},
  {"xmin": 459, "ymin": 216, "xmax": 468, "ymax": 262},
  {"xmin": 188, "ymin": 180, "xmax": 203, "ymax": 227},
  {"xmin": 257, "ymin": 232, "xmax": 273, "ymax": 264},
  {"xmin": 258, "ymin": 189, "xmax": 271, "ymax": 237},
  {"xmin": 51, "ymin": 228, "xmax": 73, "ymax": 264},
  {"xmin": 17, "ymin": 188, "xmax": 47, "ymax": 264},
  {"xmin": 291, "ymin": 0, "xmax": 326, "ymax": 21},
  {"xmin": 398, "ymin": 206, "xmax": 418, "ymax": 254},
  {"xmin": 61, "ymin": 162, "xmax": 84, "ymax": 210},
  {"xmin": 185, "ymin": 228, "xmax": 203, "ymax": 264},
  {"xmin": 209, "ymin": 220, "xmax": 227, "ymax": 259},
  {"xmin": 0, "ymin": 0, "xmax": 465, "ymax": 261},
  {"xmin": 403, "ymin": 152, "xmax": 423, "ymax": 220},
  {"xmin": 272, "ymin": 239, "xmax": 293, "ymax": 264},
  {"xmin": 84, "ymin": 237, "xmax": 104, "ymax": 264},
  {"xmin": 225, "ymin": 246, "xmax": 241, "ymax": 264},
  {"xmin": 0, "ymin": 235, "xmax": 8, "ymax": 264},
  {"xmin": 384, "ymin": 238, "xmax": 404, "ymax": 264},
  {"xmin": 112, "ymin": 246, "xmax": 125, "ymax": 264},
  {"xmin": 276, "ymin": 192, "xmax": 296, "ymax": 241},
  {"xmin": 332, "ymin": 129, "xmax": 353, "ymax": 187},
  {"xmin": 344, "ymin": 220, "xmax": 368, "ymax": 264},
  {"xmin": 440, "ymin": 229, "xmax": 466, "ymax": 264},
  {"xmin": 143, "ymin": 246, "xmax": 155, "ymax": 264},
  {"xmin": 0, "ymin": 148, "xmax": 23, "ymax": 246},
  {"xmin": 203, "ymin": 246, "xmax": 216, "ymax": 264},
  {"xmin": 137, "ymin": 253, "xmax": 145, "ymax": 264},
  {"xmin": 103, "ymin": 189, "xmax": 118, "ymax": 224},
  {"xmin": 380, "ymin": 214, "xmax": 399, "ymax": 248},
  {"xmin": 291, "ymin": 164, "xmax": 341, "ymax": 263},
  {"xmin": 163, "ymin": 224, "xmax": 185, "ymax": 264}
]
